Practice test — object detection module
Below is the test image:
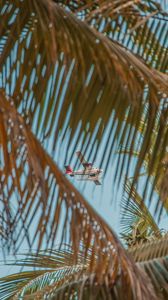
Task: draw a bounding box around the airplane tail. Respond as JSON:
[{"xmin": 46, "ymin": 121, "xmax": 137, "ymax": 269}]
[{"xmin": 65, "ymin": 165, "xmax": 73, "ymax": 175}]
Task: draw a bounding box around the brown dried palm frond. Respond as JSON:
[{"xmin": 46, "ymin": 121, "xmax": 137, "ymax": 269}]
[
  {"xmin": 0, "ymin": 0, "xmax": 168, "ymax": 216},
  {"xmin": 118, "ymin": 114, "xmax": 168, "ymax": 215},
  {"xmin": 0, "ymin": 91, "xmax": 155, "ymax": 299},
  {"xmin": 0, "ymin": 2, "xmax": 167, "ymax": 298},
  {"xmin": 58, "ymin": 0, "xmax": 168, "ymax": 72}
]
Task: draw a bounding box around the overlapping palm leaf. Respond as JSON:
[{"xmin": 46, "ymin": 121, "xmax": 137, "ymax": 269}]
[
  {"xmin": 0, "ymin": 1, "xmax": 168, "ymax": 298},
  {"xmin": 0, "ymin": 245, "xmax": 157, "ymax": 300},
  {"xmin": 120, "ymin": 180, "xmax": 162, "ymax": 246},
  {"xmin": 129, "ymin": 233, "xmax": 168, "ymax": 262},
  {"xmin": 0, "ymin": 91, "xmax": 118, "ymax": 251},
  {"xmin": 1, "ymin": 238, "xmax": 167, "ymax": 300},
  {"xmin": 119, "ymin": 113, "xmax": 168, "ymax": 215},
  {"xmin": 1, "ymin": 235, "xmax": 168, "ymax": 299},
  {"xmin": 0, "ymin": 91, "xmax": 156, "ymax": 299},
  {"xmin": 58, "ymin": 0, "xmax": 168, "ymax": 72},
  {"xmin": 129, "ymin": 234, "xmax": 168, "ymax": 300},
  {"xmin": 0, "ymin": 0, "xmax": 168, "ymax": 216},
  {"xmin": 0, "ymin": 248, "xmax": 89, "ymax": 299}
]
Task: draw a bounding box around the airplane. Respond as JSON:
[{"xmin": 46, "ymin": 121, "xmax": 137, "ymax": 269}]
[{"xmin": 65, "ymin": 151, "xmax": 103, "ymax": 185}]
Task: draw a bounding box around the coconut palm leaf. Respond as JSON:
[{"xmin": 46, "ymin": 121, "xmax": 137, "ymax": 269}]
[
  {"xmin": 0, "ymin": 1, "xmax": 168, "ymax": 216},
  {"xmin": 2, "ymin": 236, "xmax": 168, "ymax": 299},
  {"xmin": 58, "ymin": 0, "xmax": 168, "ymax": 72},
  {"xmin": 0, "ymin": 248, "xmax": 89, "ymax": 299},
  {"xmin": 0, "ymin": 212, "xmax": 8, "ymax": 246},
  {"xmin": 0, "ymin": 90, "xmax": 157, "ymax": 300},
  {"xmin": 1, "ymin": 238, "xmax": 168, "ymax": 299},
  {"xmin": 138, "ymin": 256, "xmax": 168, "ymax": 300},
  {"xmin": 0, "ymin": 91, "xmax": 121, "ymax": 253},
  {"xmin": 118, "ymin": 113, "xmax": 168, "ymax": 215},
  {"xmin": 129, "ymin": 233, "xmax": 168, "ymax": 262},
  {"xmin": 120, "ymin": 179, "xmax": 161, "ymax": 243},
  {"xmin": 0, "ymin": 2, "xmax": 167, "ymax": 298},
  {"xmin": 0, "ymin": 246, "xmax": 156, "ymax": 300},
  {"xmin": 129, "ymin": 235, "xmax": 168, "ymax": 300}
]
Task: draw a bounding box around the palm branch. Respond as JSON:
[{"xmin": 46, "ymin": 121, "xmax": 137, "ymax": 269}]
[
  {"xmin": 120, "ymin": 179, "xmax": 162, "ymax": 247},
  {"xmin": 129, "ymin": 234, "xmax": 168, "ymax": 300},
  {"xmin": 118, "ymin": 114, "xmax": 168, "ymax": 215},
  {"xmin": 0, "ymin": 91, "xmax": 156, "ymax": 298},
  {"xmin": 1, "ymin": 235, "xmax": 168, "ymax": 299},
  {"xmin": 0, "ymin": 1, "xmax": 168, "ymax": 298},
  {"xmin": 0, "ymin": 0, "xmax": 168, "ymax": 216},
  {"xmin": 0, "ymin": 245, "xmax": 158, "ymax": 300},
  {"xmin": 58, "ymin": 0, "xmax": 168, "ymax": 72}
]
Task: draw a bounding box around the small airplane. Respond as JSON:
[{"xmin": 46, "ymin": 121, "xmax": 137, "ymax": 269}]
[{"xmin": 65, "ymin": 151, "xmax": 103, "ymax": 185}]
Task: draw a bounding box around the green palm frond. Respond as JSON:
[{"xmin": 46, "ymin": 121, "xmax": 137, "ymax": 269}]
[
  {"xmin": 0, "ymin": 247, "xmax": 157, "ymax": 300},
  {"xmin": 138, "ymin": 256, "xmax": 168, "ymax": 300},
  {"xmin": 120, "ymin": 180, "xmax": 161, "ymax": 245},
  {"xmin": 1, "ymin": 0, "xmax": 168, "ymax": 216},
  {"xmin": 129, "ymin": 235, "xmax": 168, "ymax": 300},
  {"xmin": 129, "ymin": 233, "xmax": 168, "ymax": 262},
  {"xmin": 0, "ymin": 249, "xmax": 88, "ymax": 299}
]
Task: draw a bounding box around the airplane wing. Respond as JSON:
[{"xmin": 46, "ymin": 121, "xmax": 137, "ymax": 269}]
[
  {"xmin": 76, "ymin": 151, "xmax": 92, "ymax": 169},
  {"xmin": 94, "ymin": 180, "xmax": 101, "ymax": 185}
]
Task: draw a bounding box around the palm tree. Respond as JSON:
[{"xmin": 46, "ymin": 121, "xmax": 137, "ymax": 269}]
[{"xmin": 0, "ymin": 0, "xmax": 167, "ymax": 299}]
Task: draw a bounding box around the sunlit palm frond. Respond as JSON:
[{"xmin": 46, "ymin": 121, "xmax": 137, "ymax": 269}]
[
  {"xmin": 129, "ymin": 233, "xmax": 168, "ymax": 262},
  {"xmin": 1, "ymin": 0, "xmax": 168, "ymax": 215},
  {"xmin": 120, "ymin": 180, "xmax": 161, "ymax": 244},
  {"xmin": 58, "ymin": 0, "xmax": 168, "ymax": 72},
  {"xmin": 129, "ymin": 235, "xmax": 168, "ymax": 300},
  {"xmin": 0, "ymin": 249, "xmax": 88, "ymax": 300},
  {"xmin": 138, "ymin": 256, "xmax": 168, "ymax": 300},
  {"xmin": 0, "ymin": 247, "xmax": 157, "ymax": 300},
  {"xmin": 30, "ymin": 275, "xmax": 153, "ymax": 300}
]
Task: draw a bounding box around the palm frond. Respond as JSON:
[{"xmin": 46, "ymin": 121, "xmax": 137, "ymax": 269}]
[
  {"xmin": 0, "ymin": 247, "xmax": 157, "ymax": 300},
  {"xmin": 138, "ymin": 256, "xmax": 168, "ymax": 300},
  {"xmin": 118, "ymin": 116, "xmax": 168, "ymax": 214},
  {"xmin": 0, "ymin": 2, "xmax": 167, "ymax": 298},
  {"xmin": 131, "ymin": 234, "xmax": 168, "ymax": 300},
  {"xmin": 0, "ymin": 213, "xmax": 8, "ymax": 244},
  {"xmin": 129, "ymin": 233, "xmax": 168, "ymax": 262},
  {"xmin": 130, "ymin": 235, "xmax": 168, "ymax": 299},
  {"xmin": 0, "ymin": 90, "xmax": 115, "ymax": 253},
  {"xmin": 0, "ymin": 0, "xmax": 168, "ymax": 216},
  {"xmin": 0, "ymin": 248, "xmax": 88, "ymax": 300},
  {"xmin": 120, "ymin": 180, "xmax": 161, "ymax": 244},
  {"xmin": 0, "ymin": 265, "xmax": 86, "ymax": 299},
  {"xmin": 0, "ymin": 91, "xmax": 156, "ymax": 299},
  {"xmin": 58, "ymin": 0, "xmax": 168, "ymax": 72}
]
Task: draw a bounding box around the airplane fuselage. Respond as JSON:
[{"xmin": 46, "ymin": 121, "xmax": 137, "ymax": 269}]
[{"xmin": 71, "ymin": 168, "xmax": 103, "ymax": 176}]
